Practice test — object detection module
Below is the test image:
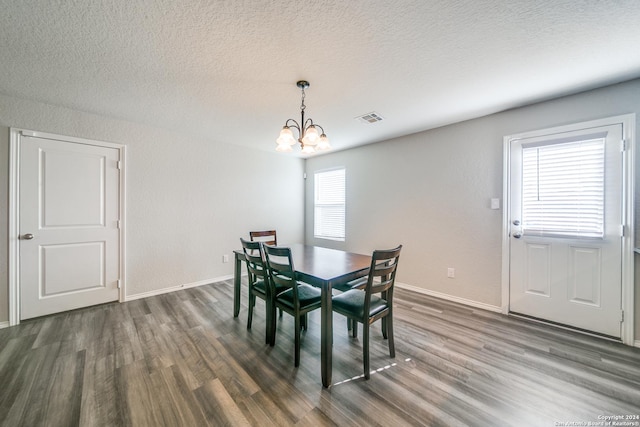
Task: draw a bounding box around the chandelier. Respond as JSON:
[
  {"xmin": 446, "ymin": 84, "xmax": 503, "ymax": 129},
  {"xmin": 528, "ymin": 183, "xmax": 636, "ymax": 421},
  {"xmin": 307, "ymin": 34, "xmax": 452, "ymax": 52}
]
[{"xmin": 276, "ymin": 80, "xmax": 331, "ymax": 154}]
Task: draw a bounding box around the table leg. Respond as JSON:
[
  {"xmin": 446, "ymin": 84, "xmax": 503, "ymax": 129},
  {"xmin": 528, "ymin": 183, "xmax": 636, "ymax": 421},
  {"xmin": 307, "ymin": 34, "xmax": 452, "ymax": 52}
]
[
  {"xmin": 234, "ymin": 252, "xmax": 242, "ymax": 317},
  {"xmin": 321, "ymin": 283, "xmax": 332, "ymax": 387}
]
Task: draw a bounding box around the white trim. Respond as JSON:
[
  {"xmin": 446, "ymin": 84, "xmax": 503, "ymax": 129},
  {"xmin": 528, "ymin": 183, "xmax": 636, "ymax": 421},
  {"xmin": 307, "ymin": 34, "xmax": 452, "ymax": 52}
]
[
  {"xmin": 8, "ymin": 128, "xmax": 127, "ymax": 326},
  {"xmin": 0, "ymin": 321, "xmax": 9, "ymax": 329},
  {"xmin": 8, "ymin": 130, "xmax": 20, "ymax": 326},
  {"xmin": 635, "ymin": 340, "xmax": 640, "ymax": 348},
  {"xmin": 124, "ymin": 275, "xmax": 233, "ymax": 301},
  {"xmin": 501, "ymin": 131, "xmax": 511, "ymax": 316},
  {"xmin": 15, "ymin": 128, "xmax": 125, "ymax": 149},
  {"xmin": 621, "ymin": 114, "xmax": 636, "ymax": 346},
  {"xmin": 396, "ymin": 282, "xmax": 502, "ymax": 313},
  {"xmin": 119, "ymin": 145, "xmax": 128, "ymax": 302},
  {"xmin": 501, "ymin": 114, "xmax": 635, "ymax": 346}
]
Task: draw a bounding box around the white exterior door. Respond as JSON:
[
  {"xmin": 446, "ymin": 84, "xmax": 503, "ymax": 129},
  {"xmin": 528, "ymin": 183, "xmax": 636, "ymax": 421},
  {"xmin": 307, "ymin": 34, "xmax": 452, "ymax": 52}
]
[
  {"xmin": 508, "ymin": 122, "xmax": 624, "ymax": 338},
  {"xmin": 19, "ymin": 134, "xmax": 122, "ymax": 319}
]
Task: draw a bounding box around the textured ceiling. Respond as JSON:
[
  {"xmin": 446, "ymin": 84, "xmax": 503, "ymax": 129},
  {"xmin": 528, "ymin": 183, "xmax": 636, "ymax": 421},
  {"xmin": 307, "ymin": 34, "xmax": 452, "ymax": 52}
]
[{"xmin": 1, "ymin": 0, "xmax": 640, "ymax": 156}]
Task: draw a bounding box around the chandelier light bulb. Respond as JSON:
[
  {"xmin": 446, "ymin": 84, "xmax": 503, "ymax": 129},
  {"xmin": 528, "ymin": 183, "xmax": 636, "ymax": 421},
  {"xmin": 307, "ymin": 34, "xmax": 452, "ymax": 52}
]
[
  {"xmin": 301, "ymin": 144, "xmax": 316, "ymax": 154},
  {"xmin": 302, "ymin": 125, "xmax": 319, "ymax": 146},
  {"xmin": 316, "ymin": 134, "xmax": 331, "ymax": 151},
  {"xmin": 276, "ymin": 126, "xmax": 296, "ymax": 146},
  {"xmin": 276, "ymin": 142, "xmax": 293, "ymax": 152}
]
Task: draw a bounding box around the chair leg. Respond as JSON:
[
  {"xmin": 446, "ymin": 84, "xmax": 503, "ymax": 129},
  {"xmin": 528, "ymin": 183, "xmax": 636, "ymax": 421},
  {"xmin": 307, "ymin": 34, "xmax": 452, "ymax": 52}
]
[
  {"xmin": 247, "ymin": 293, "xmax": 254, "ymax": 330},
  {"xmin": 382, "ymin": 317, "xmax": 387, "ymax": 339},
  {"xmin": 387, "ymin": 314, "xmax": 395, "ymax": 358},
  {"xmin": 351, "ymin": 319, "xmax": 358, "ymax": 338},
  {"xmin": 264, "ymin": 301, "xmax": 269, "ymax": 344},
  {"xmin": 265, "ymin": 299, "xmax": 272, "ymax": 345},
  {"xmin": 302, "ymin": 314, "xmax": 308, "ymax": 331},
  {"xmin": 294, "ymin": 313, "xmax": 301, "ymax": 367},
  {"xmin": 269, "ymin": 302, "xmax": 277, "ymax": 347},
  {"xmin": 347, "ymin": 318, "xmax": 355, "ymax": 334},
  {"xmin": 363, "ymin": 321, "xmax": 370, "ymax": 380}
]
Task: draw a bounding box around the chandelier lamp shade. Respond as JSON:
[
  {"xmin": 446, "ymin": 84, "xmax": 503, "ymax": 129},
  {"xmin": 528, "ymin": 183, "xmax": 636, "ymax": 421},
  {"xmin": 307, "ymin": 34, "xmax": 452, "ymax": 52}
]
[{"xmin": 276, "ymin": 80, "xmax": 331, "ymax": 154}]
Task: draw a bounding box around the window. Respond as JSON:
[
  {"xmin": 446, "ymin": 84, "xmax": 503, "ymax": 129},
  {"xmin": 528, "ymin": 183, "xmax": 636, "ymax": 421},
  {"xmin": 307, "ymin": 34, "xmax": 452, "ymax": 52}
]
[
  {"xmin": 314, "ymin": 168, "xmax": 345, "ymax": 241},
  {"xmin": 521, "ymin": 137, "xmax": 605, "ymax": 238}
]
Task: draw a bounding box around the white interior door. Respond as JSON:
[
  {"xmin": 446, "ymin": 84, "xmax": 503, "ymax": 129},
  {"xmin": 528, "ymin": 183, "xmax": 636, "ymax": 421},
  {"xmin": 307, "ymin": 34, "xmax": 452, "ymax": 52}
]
[
  {"xmin": 508, "ymin": 123, "xmax": 624, "ymax": 338},
  {"xmin": 19, "ymin": 134, "xmax": 121, "ymax": 319}
]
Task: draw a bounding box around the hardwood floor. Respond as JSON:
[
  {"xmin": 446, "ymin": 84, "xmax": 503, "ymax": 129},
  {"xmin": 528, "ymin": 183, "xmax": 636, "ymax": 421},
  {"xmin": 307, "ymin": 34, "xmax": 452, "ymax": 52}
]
[{"xmin": 1, "ymin": 280, "xmax": 639, "ymax": 426}]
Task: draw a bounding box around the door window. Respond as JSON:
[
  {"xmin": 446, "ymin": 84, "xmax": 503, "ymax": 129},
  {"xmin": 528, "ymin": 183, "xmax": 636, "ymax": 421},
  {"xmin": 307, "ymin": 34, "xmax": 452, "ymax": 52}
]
[{"xmin": 521, "ymin": 136, "xmax": 605, "ymax": 238}]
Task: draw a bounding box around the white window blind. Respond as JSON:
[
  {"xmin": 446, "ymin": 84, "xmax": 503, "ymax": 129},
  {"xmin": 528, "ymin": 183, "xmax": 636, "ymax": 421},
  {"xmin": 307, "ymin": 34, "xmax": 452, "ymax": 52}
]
[
  {"xmin": 522, "ymin": 138, "xmax": 605, "ymax": 238},
  {"xmin": 314, "ymin": 168, "xmax": 345, "ymax": 241}
]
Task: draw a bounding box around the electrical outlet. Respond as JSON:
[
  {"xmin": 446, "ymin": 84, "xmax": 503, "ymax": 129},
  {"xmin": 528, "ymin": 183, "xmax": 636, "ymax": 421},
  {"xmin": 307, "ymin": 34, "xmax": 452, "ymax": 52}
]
[
  {"xmin": 222, "ymin": 254, "xmax": 229, "ymax": 263},
  {"xmin": 447, "ymin": 268, "xmax": 455, "ymax": 278}
]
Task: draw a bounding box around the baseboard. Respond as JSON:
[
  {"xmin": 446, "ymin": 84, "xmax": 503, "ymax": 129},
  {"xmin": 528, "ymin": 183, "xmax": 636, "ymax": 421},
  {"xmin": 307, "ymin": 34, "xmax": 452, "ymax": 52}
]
[
  {"xmin": 635, "ymin": 340, "xmax": 640, "ymax": 348},
  {"xmin": 124, "ymin": 274, "xmax": 234, "ymax": 301},
  {"xmin": 0, "ymin": 321, "xmax": 9, "ymax": 329},
  {"xmin": 396, "ymin": 282, "xmax": 502, "ymax": 313}
]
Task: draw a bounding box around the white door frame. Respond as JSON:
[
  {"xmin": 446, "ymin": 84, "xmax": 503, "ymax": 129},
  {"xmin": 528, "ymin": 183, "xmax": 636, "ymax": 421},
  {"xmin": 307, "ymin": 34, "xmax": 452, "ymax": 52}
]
[
  {"xmin": 8, "ymin": 128, "xmax": 127, "ymax": 326},
  {"xmin": 501, "ymin": 114, "xmax": 635, "ymax": 346}
]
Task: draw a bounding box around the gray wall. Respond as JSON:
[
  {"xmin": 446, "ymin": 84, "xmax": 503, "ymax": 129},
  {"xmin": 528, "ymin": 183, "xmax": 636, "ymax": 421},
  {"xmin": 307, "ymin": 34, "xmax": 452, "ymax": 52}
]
[
  {"xmin": 305, "ymin": 79, "xmax": 640, "ymax": 340},
  {"xmin": 0, "ymin": 93, "xmax": 305, "ymax": 323}
]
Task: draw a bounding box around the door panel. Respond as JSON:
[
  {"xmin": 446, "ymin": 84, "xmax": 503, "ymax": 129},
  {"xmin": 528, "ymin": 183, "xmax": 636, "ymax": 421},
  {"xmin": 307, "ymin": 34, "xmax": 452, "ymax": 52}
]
[
  {"xmin": 568, "ymin": 246, "xmax": 601, "ymax": 306},
  {"xmin": 509, "ymin": 123, "xmax": 623, "ymax": 338},
  {"xmin": 20, "ymin": 135, "xmax": 120, "ymax": 320},
  {"xmin": 42, "ymin": 149, "xmax": 106, "ymax": 227},
  {"xmin": 524, "ymin": 243, "xmax": 550, "ymax": 296},
  {"xmin": 41, "ymin": 242, "xmax": 105, "ymax": 295}
]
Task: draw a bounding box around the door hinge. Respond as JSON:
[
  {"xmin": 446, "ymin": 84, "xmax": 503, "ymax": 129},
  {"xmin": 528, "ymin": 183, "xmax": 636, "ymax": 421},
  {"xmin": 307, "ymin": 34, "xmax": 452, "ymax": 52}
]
[
  {"xmin": 620, "ymin": 225, "xmax": 626, "ymax": 237},
  {"xmin": 117, "ymin": 279, "xmax": 122, "ymax": 289},
  {"xmin": 117, "ymin": 161, "xmax": 122, "ymax": 170},
  {"xmin": 621, "ymin": 139, "xmax": 627, "ymax": 152},
  {"xmin": 621, "ymin": 310, "xmax": 624, "ymax": 322}
]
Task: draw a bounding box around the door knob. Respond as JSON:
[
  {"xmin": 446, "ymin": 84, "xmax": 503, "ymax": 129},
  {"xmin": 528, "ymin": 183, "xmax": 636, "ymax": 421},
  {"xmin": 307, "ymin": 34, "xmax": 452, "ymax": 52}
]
[
  {"xmin": 513, "ymin": 232, "xmax": 522, "ymax": 239},
  {"xmin": 513, "ymin": 220, "xmax": 520, "ymax": 226},
  {"xmin": 21, "ymin": 233, "xmax": 34, "ymax": 240}
]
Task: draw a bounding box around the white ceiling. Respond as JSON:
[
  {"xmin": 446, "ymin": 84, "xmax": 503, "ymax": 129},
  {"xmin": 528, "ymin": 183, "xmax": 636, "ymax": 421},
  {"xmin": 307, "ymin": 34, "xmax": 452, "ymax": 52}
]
[{"xmin": 1, "ymin": 0, "xmax": 640, "ymax": 156}]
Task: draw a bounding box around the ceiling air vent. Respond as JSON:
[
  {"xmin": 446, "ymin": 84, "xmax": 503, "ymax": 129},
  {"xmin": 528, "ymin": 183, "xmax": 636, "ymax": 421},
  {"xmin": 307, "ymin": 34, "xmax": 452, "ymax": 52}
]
[{"xmin": 355, "ymin": 112, "xmax": 384, "ymax": 124}]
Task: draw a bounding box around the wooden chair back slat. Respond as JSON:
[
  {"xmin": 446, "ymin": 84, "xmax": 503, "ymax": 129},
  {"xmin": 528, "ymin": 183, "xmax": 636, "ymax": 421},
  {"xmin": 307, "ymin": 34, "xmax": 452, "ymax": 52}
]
[{"xmin": 250, "ymin": 230, "xmax": 277, "ymax": 246}]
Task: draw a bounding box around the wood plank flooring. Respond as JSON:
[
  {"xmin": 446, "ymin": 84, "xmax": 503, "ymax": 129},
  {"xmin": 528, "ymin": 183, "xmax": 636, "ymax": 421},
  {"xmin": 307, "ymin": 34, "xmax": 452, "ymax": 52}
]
[{"xmin": 1, "ymin": 280, "xmax": 639, "ymax": 426}]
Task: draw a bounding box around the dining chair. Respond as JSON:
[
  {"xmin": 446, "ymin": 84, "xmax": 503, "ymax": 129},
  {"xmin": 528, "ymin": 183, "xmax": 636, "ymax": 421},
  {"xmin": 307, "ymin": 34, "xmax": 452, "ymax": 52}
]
[
  {"xmin": 249, "ymin": 230, "xmax": 277, "ymax": 246},
  {"xmin": 263, "ymin": 244, "xmax": 322, "ymax": 367},
  {"xmin": 240, "ymin": 238, "xmax": 280, "ymax": 344},
  {"xmin": 249, "ymin": 230, "xmax": 283, "ymax": 318},
  {"xmin": 331, "ymin": 245, "xmax": 402, "ymax": 379},
  {"xmin": 332, "ymin": 276, "xmax": 368, "ymax": 335}
]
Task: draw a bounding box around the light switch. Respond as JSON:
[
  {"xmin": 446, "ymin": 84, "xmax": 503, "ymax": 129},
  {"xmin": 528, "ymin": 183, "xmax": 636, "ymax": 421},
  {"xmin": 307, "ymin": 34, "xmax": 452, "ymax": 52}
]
[{"xmin": 491, "ymin": 198, "xmax": 500, "ymax": 210}]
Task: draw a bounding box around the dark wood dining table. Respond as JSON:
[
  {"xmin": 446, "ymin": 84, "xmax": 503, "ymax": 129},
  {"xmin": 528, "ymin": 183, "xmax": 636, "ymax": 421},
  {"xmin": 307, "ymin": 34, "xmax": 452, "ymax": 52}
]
[{"xmin": 233, "ymin": 243, "xmax": 372, "ymax": 387}]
